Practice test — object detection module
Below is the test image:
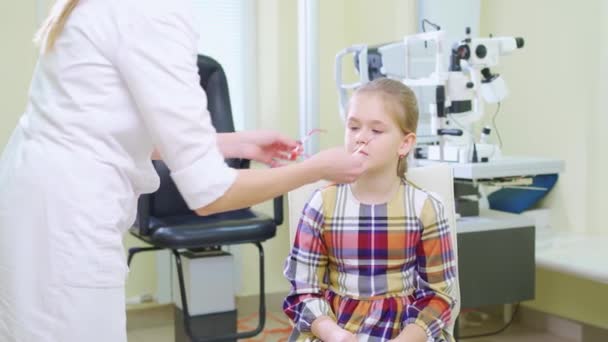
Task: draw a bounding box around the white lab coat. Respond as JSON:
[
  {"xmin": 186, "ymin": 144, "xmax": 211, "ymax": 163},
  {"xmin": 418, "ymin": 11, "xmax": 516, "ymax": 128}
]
[{"xmin": 0, "ymin": 0, "xmax": 237, "ymax": 341}]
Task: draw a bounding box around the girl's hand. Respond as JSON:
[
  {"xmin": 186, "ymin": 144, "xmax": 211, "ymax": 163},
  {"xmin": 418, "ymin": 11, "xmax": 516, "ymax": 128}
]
[
  {"xmin": 312, "ymin": 316, "xmax": 358, "ymax": 342},
  {"xmin": 330, "ymin": 329, "xmax": 358, "ymax": 342}
]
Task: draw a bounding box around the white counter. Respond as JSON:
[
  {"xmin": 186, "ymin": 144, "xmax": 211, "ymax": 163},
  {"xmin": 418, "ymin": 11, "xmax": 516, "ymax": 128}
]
[
  {"xmin": 417, "ymin": 156, "xmax": 565, "ymax": 180},
  {"xmin": 535, "ymin": 231, "xmax": 608, "ymax": 285},
  {"xmin": 457, "ymin": 210, "xmax": 608, "ymax": 285}
]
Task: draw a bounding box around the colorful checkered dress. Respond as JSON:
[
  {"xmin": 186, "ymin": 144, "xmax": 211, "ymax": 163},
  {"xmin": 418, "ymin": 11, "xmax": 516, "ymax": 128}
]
[{"xmin": 283, "ymin": 180, "xmax": 457, "ymax": 342}]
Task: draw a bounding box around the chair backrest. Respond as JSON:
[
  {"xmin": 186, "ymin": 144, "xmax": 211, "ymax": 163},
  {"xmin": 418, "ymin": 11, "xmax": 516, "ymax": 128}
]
[
  {"xmin": 196, "ymin": 55, "xmax": 236, "ymax": 136},
  {"xmin": 137, "ymin": 55, "xmax": 243, "ymax": 228},
  {"xmin": 286, "ymin": 164, "xmax": 461, "ymax": 335},
  {"xmin": 406, "ymin": 164, "xmax": 461, "ymax": 335}
]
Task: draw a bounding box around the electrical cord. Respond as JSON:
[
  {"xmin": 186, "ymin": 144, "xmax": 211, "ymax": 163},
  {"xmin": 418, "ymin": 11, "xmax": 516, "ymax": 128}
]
[
  {"xmin": 459, "ymin": 303, "xmax": 520, "ymax": 339},
  {"xmin": 492, "ymin": 102, "xmax": 503, "ymax": 148},
  {"xmin": 421, "ymin": 19, "xmax": 441, "ymax": 48},
  {"xmin": 422, "ymin": 19, "xmax": 441, "ymax": 32}
]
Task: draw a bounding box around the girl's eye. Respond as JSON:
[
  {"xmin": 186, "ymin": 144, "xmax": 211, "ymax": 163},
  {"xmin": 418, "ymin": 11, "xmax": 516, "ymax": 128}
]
[
  {"xmin": 349, "ymin": 126, "xmax": 360, "ymax": 131},
  {"xmin": 372, "ymin": 129, "xmax": 383, "ymax": 134}
]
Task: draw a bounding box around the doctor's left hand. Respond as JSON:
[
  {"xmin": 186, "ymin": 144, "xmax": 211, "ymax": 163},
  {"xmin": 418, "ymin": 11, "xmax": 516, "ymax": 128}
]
[{"xmin": 223, "ymin": 130, "xmax": 300, "ymax": 167}]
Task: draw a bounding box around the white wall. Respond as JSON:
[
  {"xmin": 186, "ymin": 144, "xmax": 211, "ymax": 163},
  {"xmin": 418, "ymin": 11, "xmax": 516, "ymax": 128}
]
[
  {"xmin": 480, "ymin": 0, "xmax": 605, "ymax": 234},
  {"xmin": 0, "ymin": 2, "xmax": 38, "ymax": 146},
  {"xmin": 590, "ymin": 0, "xmax": 608, "ymax": 234},
  {"xmin": 417, "ymin": 0, "xmax": 480, "ymax": 49},
  {"xmin": 480, "ymin": 0, "xmax": 608, "ymax": 327}
]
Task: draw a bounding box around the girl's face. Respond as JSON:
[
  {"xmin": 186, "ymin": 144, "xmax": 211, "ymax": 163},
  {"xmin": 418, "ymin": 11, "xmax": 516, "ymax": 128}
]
[{"xmin": 345, "ymin": 92, "xmax": 415, "ymax": 174}]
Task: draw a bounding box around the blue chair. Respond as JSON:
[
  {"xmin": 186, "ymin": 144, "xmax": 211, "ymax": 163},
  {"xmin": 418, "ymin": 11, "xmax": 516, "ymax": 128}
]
[{"xmin": 128, "ymin": 55, "xmax": 282, "ymax": 342}]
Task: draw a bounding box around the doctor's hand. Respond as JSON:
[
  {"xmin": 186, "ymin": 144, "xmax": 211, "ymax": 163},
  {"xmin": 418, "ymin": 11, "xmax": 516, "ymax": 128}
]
[
  {"xmin": 218, "ymin": 131, "xmax": 299, "ymax": 166},
  {"xmin": 306, "ymin": 147, "xmax": 366, "ymax": 184}
]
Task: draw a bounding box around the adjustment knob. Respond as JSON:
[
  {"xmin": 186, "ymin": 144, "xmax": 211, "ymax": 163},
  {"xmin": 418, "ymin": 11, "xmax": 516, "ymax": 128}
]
[{"xmin": 475, "ymin": 44, "xmax": 487, "ymax": 59}]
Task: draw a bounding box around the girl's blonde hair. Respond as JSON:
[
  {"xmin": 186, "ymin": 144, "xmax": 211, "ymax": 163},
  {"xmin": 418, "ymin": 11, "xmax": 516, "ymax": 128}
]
[
  {"xmin": 351, "ymin": 78, "xmax": 419, "ymax": 178},
  {"xmin": 35, "ymin": 0, "xmax": 80, "ymax": 52}
]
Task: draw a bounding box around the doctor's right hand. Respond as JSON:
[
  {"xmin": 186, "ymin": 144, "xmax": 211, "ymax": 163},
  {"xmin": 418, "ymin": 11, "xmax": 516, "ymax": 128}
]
[{"xmin": 307, "ymin": 147, "xmax": 366, "ymax": 184}]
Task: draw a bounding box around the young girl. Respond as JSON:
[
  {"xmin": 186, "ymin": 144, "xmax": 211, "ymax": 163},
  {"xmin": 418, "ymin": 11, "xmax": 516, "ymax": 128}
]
[{"xmin": 283, "ymin": 78, "xmax": 457, "ymax": 342}]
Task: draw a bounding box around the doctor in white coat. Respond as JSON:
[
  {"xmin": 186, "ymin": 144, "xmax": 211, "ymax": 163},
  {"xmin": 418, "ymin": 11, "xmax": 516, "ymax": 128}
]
[{"xmin": 0, "ymin": 0, "xmax": 366, "ymax": 341}]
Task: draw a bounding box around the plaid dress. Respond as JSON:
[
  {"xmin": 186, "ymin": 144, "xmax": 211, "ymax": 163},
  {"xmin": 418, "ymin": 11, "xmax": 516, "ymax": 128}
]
[{"xmin": 283, "ymin": 180, "xmax": 457, "ymax": 342}]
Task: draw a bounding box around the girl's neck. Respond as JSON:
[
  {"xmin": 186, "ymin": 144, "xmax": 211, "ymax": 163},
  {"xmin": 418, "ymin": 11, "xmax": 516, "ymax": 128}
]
[{"xmin": 350, "ymin": 167, "xmax": 402, "ymax": 205}]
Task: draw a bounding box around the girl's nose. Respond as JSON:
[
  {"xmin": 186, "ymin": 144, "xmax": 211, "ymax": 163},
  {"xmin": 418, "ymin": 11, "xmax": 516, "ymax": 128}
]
[{"xmin": 356, "ymin": 129, "xmax": 371, "ymax": 144}]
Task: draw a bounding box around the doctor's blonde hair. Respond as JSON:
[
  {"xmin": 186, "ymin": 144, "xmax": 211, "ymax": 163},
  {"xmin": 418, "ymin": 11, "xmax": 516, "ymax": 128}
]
[
  {"xmin": 35, "ymin": 0, "xmax": 80, "ymax": 52},
  {"xmin": 351, "ymin": 78, "xmax": 419, "ymax": 177}
]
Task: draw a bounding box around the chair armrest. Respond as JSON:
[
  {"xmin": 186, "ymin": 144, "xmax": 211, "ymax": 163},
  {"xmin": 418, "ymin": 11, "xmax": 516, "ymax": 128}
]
[
  {"xmin": 136, "ymin": 194, "xmax": 152, "ymax": 236},
  {"xmin": 273, "ymin": 195, "xmax": 283, "ymax": 226},
  {"xmin": 239, "ymin": 158, "xmax": 251, "ymax": 169}
]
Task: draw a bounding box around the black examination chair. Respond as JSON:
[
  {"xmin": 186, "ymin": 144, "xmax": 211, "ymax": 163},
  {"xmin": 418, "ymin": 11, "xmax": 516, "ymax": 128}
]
[{"xmin": 128, "ymin": 55, "xmax": 282, "ymax": 342}]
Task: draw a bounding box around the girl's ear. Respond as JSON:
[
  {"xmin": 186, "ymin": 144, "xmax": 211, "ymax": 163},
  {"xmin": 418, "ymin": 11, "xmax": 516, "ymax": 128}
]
[{"xmin": 398, "ymin": 132, "xmax": 417, "ymax": 157}]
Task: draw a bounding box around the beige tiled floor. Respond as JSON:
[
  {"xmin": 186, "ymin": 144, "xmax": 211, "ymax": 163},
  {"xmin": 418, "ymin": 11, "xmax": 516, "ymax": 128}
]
[
  {"xmin": 128, "ymin": 325, "xmax": 174, "ymax": 342},
  {"xmin": 127, "ymin": 306, "xmax": 292, "ymax": 342},
  {"xmin": 127, "ymin": 299, "xmax": 585, "ymax": 342},
  {"xmin": 127, "ymin": 313, "xmax": 576, "ymax": 342},
  {"xmin": 459, "ymin": 325, "xmax": 575, "ymax": 342}
]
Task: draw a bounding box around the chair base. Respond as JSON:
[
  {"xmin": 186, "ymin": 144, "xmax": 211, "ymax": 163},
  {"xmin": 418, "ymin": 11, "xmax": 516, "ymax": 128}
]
[
  {"xmin": 174, "ymin": 307, "xmax": 237, "ymax": 342},
  {"xmin": 128, "ymin": 243, "xmax": 266, "ymax": 342}
]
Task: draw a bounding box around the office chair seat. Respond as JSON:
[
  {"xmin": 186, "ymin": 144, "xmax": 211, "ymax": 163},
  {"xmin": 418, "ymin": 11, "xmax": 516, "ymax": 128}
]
[{"xmin": 130, "ymin": 209, "xmax": 276, "ymax": 249}]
